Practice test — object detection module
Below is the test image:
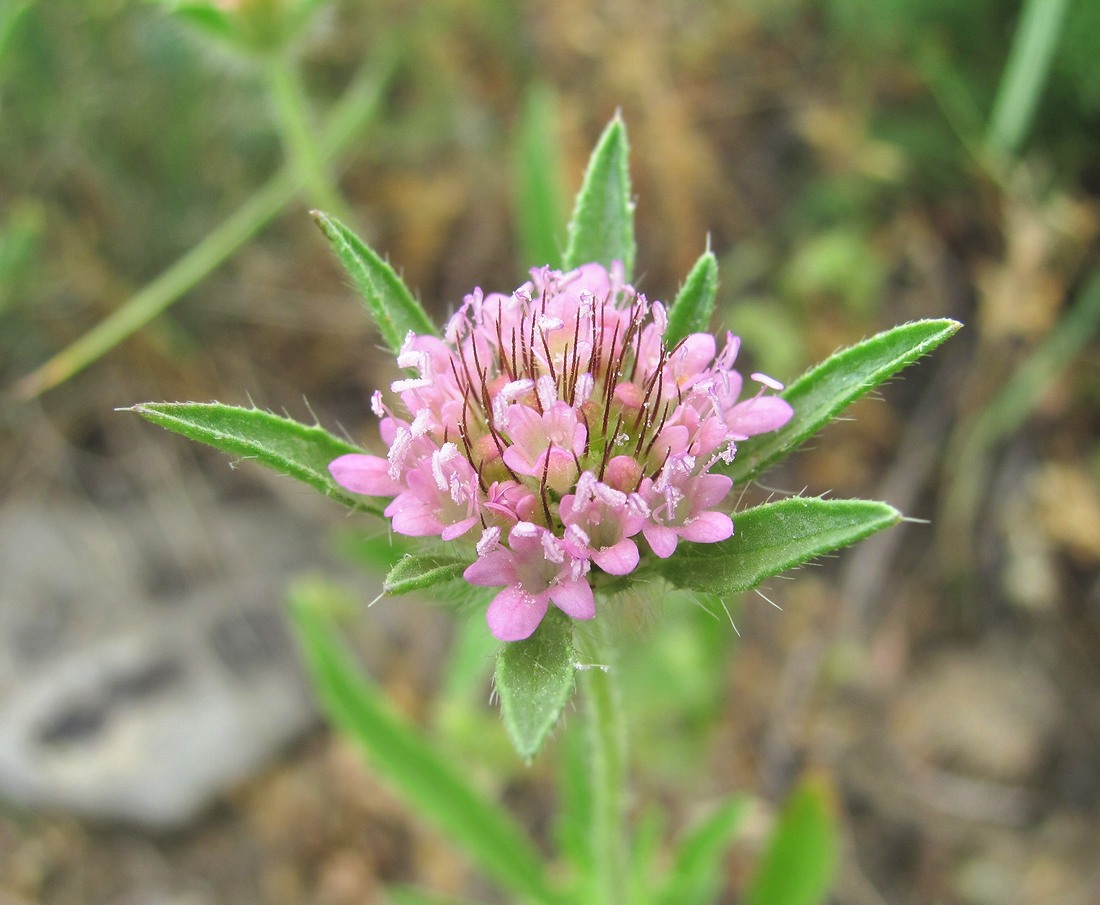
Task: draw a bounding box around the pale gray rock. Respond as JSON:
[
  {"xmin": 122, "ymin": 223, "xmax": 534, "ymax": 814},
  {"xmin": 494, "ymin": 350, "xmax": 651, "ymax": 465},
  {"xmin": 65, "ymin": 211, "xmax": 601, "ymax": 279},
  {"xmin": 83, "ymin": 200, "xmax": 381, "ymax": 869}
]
[{"xmin": 0, "ymin": 498, "xmax": 364, "ymax": 829}]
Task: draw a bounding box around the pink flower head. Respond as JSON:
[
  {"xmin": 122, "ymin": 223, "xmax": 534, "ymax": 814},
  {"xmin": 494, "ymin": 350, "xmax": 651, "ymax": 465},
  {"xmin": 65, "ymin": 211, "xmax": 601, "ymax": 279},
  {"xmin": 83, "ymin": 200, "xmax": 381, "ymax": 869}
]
[{"xmin": 330, "ymin": 263, "xmax": 792, "ymax": 640}]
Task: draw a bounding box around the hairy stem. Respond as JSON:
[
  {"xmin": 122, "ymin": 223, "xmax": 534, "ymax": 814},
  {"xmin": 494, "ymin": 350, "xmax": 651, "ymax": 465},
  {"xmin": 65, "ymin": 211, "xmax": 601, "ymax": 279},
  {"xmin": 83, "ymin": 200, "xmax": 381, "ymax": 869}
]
[{"xmin": 578, "ymin": 624, "xmax": 628, "ymax": 905}]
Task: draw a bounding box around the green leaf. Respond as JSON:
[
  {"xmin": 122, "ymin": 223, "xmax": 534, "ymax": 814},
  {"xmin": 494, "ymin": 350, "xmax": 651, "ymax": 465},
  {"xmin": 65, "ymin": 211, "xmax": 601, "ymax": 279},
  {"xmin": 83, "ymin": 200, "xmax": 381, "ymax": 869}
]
[
  {"xmin": 658, "ymin": 796, "xmax": 750, "ymax": 905},
  {"xmin": 383, "ymin": 553, "xmax": 468, "ymax": 595},
  {"xmin": 125, "ymin": 402, "xmax": 382, "ymax": 515},
  {"xmin": 727, "ymin": 318, "xmax": 961, "ymax": 485},
  {"xmin": 495, "ymin": 608, "xmax": 577, "ymax": 760},
  {"xmin": 312, "ymin": 211, "xmax": 438, "ymax": 354},
  {"xmin": 659, "ymin": 498, "xmax": 901, "ymax": 595},
  {"xmin": 160, "ymin": 2, "xmax": 244, "ymax": 44},
  {"xmin": 562, "ymin": 114, "xmax": 635, "ymax": 280},
  {"xmin": 514, "ymin": 83, "xmax": 565, "ymax": 270},
  {"xmin": 289, "ymin": 580, "xmax": 561, "ymax": 905},
  {"xmin": 0, "ymin": 0, "xmax": 34, "ymax": 71},
  {"xmin": 744, "ymin": 778, "xmax": 838, "ymax": 905},
  {"xmin": 665, "ymin": 248, "xmax": 719, "ymax": 346}
]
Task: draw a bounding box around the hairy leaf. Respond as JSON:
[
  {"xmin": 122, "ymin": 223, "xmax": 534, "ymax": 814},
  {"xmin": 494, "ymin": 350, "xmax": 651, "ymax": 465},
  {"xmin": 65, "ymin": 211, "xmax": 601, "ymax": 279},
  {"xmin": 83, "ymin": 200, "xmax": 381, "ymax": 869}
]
[
  {"xmin": 126, "ymin": 402, "xmax": 382, "ymax": 514},
  {"xmin": 384, "ymin": 554, "xmax": 468, "ymax": 595},
  {"xmin": 728, "ymin": 319, "xmax": 961, "ymax": 484},
  {"xmin": 562, "ymin": 114, "xmax": 635, "ymax": 279},
  {"xmin": 659, "ymin": 498, "xmax": 900, "ymax": 595},
  {"xmin": 665, "ymin": 248, "xmax": 719, "ymax": 346},
  {"xmin": 313, "ymin": 211, "xmax": 437, "ymax": 354},
  {"xmin": 495, "ymin": 608, "xmax": 576, "ymax": 760}
]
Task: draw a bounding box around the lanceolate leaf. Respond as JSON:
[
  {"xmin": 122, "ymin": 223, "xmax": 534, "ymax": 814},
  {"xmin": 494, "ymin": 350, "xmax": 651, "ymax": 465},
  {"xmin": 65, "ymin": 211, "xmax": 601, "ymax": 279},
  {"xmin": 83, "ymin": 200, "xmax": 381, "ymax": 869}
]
[
  {"xmin": 665, "ymin": 248, "xmax": 718, "ymax": 346},
  {"xmin": 126, "ymin": 402, "xmax": 383, "ymax": 515},
  {"xmin": 495, "ymin": 608, "xmax": 576, "ymax": 760},
  {"xmin": 563, "ymin": 115, "xmax": 635, "ymax": 280},
  {"xmin": 659, "ymin": 498, "xmax": 901, "ymax": 595},
  {"xmin": 727, "ymin": 318, "xmax": 962, "ymax": 485},
  {"xmin": 312, "ymin": 211, "xmax": 437, "ymax": 354},
  {"xmin": 290, "ymin": 581, "xmax": 562, "ymax": 905},
  {"xmin": 384, "ymin": 554, "xmax": 468, "ymax": 595},
  {"xmin": 744, "ymin": 778, "xmax": 838, "ymax": 905}
]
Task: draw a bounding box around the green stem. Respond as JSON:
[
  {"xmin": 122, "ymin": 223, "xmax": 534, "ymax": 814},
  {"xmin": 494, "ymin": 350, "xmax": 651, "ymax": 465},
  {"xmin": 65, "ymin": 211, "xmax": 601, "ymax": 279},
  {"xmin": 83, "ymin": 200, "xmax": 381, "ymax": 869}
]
[
  {"xmin": 14, "ymin": 48, "xmax": 397, "ymax": 399},
  {"xmin": 264, "ymin": 50, "xmax": 350, "ymax": 220},
  {"xmin": 578, "ymin": 626, "xmax": 628, "ymax": 905}
]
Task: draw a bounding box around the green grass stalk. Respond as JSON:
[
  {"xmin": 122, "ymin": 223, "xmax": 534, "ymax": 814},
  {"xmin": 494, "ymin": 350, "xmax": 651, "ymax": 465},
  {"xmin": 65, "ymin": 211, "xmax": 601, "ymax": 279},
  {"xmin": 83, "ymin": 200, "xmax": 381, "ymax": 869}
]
[
  {"xmin": 985, "ymin": 0, "xmax": 1071, "ymax": 159},
  {"xmin": 14, "ymin": 49, "xmax": 396, "ymax": 399}
]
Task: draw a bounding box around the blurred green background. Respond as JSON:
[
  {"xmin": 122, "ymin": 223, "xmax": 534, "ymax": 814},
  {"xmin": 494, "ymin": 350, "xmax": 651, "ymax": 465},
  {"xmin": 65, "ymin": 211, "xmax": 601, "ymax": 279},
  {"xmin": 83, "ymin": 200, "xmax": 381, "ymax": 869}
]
[{"xmin": 1, "ymin": 1, "xmax": 1099, "ymax": 903}]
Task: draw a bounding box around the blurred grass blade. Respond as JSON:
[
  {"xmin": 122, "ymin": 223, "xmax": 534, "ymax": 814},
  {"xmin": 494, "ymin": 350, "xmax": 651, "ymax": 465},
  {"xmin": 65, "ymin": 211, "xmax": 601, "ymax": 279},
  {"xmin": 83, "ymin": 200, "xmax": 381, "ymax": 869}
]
[
  {"xmin": 563, "ymin": 114, "xmax": 635, "ymax": 280},
  {"xmin": 665, "ymin": 247, "xmax": 718, "ymax": 346},
  {"xmin": 727, "ymin": 318, "xmax": 961, "ymax": 485},
  {"xmin": 942, "ymin": 264, "xmax": 1100, "ymax": 568},
  {"xmin": 985, "ymin": 0, "xmax": 1071, "ymax": 159},
  {"xmin": 312, "ymin": 212, "xmax": 437, "ymax": 352},
  {"xmin": 744, "ymin": 778, "xmax": 838, "ymax": 905},
  {"xmin": 126, "ymin": 402, "xmax": 382, "ymax": 514},
  {"xmin": 514, "ymin": 83, "xmax": 565, "ymax": 270},
  {"xmin": 495, "ymin": 608, "xmax": 576, "ymax": 760},
  {"xmin": 383, "ymin": 553, "xmax": 467, "ymax": 595},
  {"xmin": 627, "ymin": 807, "xmax": 666, "ymax": 905},
  {"xmin": 658, "ymin": 796, "xmax": 750, "ymax": 905},
  {"xmin": 0, "ymin": 0, "xmax": 34, "ymax": 73},
  {"xmin": 290, "ymin": 581, "xmax": 561, "ymax": 905},
  {"xmin": 163, "ymin": 3, "xmax": 243, "ymax": 45},
  {"xmin": 659, "ymin": 498, "xmax": 901, "ymax": 596},
  {"xmin": 14, "ymin": 49, "xmax": 397, "ymax": 399},
  {"xmin": 554, "ymin": 720, "xmax": 595, "ymax": 884}
]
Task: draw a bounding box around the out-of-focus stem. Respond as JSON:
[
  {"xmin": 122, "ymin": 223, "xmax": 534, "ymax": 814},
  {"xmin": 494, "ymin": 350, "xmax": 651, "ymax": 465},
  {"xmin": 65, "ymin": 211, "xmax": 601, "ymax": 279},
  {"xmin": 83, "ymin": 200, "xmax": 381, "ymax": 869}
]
[
  {"xmin": 265, "ymin": 50, "xmax": 350, "ymax": 221},
  {"xmin": 14, "ymin": 49, "xmax": 396, "ymax": 400}
]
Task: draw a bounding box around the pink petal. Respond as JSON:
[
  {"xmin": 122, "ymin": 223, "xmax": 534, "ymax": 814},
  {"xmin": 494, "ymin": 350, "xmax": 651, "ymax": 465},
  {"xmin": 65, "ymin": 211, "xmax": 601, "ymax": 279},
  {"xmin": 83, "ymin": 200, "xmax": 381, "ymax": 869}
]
[
  {"xmin": 692, "ymin": 473, "xmax": 734, "ymax": 510},
  {"xmin": 389, "ymin": 498, "xmax": 443, "ymax": 537},
  {"xmin": 679, "ymin": 511, "xmax": 734, "ymax": 544},
  {"xmin": 502, "ymin": 445, "xmax": 537, "ymax": 477},
  {"xmin": 487, "ymin": 586, "xmax": 549, "ymax": 641},
  {"xmin": 643, "ymin": 524, "xmax": 679, "ymax": 559},
  {"xmin": 727, "ymin": 396, "xmax": 793, "ymax": 437},
  {"xmin": 592, "ymin": 539, "xmax": 639, "ymax": 576},
  {"xmin": 502, "ymin": 404, "xmax": 543, "ymax": 452},
  {"xmin": 329, "ymin": 454, "xmax": 403, "ymax": 496},
  {"xmin": 464, "ymin": 550, "xmax": 515, "ymax": 587},
  {"xmin": 674, "ymin": 333, "xmax": 716, "ymax": 377},
  {"xmin": 549, "ymin": 579, "xmax": 596, "ymax": 620},
  {"xmin": 440, "ymin": 516, "xmax": 478, "ymax": 541}
]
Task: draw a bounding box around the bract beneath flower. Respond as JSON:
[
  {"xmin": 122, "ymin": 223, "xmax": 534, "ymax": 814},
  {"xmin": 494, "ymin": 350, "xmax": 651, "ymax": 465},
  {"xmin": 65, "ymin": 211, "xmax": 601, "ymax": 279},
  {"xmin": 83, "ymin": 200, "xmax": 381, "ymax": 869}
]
[{"xmin": 330, "ymin": 262, "xmax": 792, "ymax": 640}]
